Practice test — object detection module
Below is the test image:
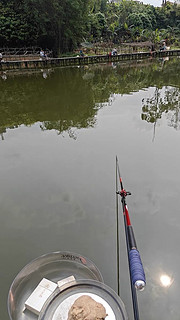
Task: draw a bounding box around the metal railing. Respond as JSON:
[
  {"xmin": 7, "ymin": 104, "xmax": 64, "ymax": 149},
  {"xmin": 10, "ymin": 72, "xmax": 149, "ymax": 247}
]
[{"xmin": 0, "ymin": 47, "xmax": 52, "ymax": 56}]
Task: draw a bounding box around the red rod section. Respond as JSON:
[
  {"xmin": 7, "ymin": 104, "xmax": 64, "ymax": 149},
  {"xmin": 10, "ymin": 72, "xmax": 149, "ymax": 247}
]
[{"xmin": 124, "ymin": 205, "xmax": 131, "ymax": 226}]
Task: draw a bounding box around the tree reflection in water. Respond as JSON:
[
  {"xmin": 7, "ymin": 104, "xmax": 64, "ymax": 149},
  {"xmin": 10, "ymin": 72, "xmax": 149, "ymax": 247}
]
[
  {"xmin": 0, "ymin": 57, "xmax": 180, "ymax": 140},
  {"xmin": 141, "ymin": 86, "xmax": 180, "ymax": 141}
]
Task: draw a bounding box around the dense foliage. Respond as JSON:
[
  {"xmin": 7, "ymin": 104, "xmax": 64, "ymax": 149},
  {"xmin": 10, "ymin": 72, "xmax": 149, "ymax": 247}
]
[
  {"xmin": 0, "ymin": 0, "xmax": 180, "ymax": 52},
  {"xmin": 0, "ymin": 0, "xmax": 90, "ymax": 52}
]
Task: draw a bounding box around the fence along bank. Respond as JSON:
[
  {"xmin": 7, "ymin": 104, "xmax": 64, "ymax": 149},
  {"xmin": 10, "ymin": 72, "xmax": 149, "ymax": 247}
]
[{"xmin": 0, "ymin": 49, "xmax": 180, "ymax": 70}]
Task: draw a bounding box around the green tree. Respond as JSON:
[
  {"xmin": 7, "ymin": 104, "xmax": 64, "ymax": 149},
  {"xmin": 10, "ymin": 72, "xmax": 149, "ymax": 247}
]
[{"xmin": 0, "ymin": 0, "xmax": 179, "ymax": 52}]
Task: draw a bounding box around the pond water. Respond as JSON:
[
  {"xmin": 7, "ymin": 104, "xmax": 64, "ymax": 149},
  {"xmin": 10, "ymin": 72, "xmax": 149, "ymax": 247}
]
[{"xmin": 0, "ymin": 56, "xmax": 180, "ymax": 320}]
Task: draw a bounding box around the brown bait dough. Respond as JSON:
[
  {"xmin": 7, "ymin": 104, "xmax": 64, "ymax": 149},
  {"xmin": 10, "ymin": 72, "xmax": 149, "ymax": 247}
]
[{"xmin": 67, "ymin": 295, "xmax": 107, "ymax": 320}]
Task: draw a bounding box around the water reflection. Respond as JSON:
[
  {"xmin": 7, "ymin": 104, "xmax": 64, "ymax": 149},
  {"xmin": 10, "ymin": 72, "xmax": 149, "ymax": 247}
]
[
  {"xmin": 142, "ymin": 86, "xmax": 180, "ymax": 132},
  {"xmin": 41, "ymin": 69, "xmax": 53, "ymax": 79},
  {"xmin": 1, "ymin": 57, "xmax": 180, "ymax": 320},
  {"xmin": 159, "ymin": 56, "xmax": 170, "ymax": 71},
  {"xmin": 1, "ymin": 72, "xmax": 7, "ymax": 81},
  {"xmin": 0, "ymin": 127, "xmax": 6, "ymax": 140},
  {"xmin": 0, "ymin": 57, "xmax": 180, "ymax": 141}
]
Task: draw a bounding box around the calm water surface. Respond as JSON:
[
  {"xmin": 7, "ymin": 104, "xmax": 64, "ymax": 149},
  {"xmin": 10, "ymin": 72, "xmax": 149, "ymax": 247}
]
[{"xmin": 0, "ymin": 57, "xmax": 180, "ymax": 319}]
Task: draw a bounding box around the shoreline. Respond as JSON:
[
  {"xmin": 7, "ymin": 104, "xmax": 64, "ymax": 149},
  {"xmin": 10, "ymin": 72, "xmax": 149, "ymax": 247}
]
[{"xmin": 0, "ymin": 49, "xmax": 180, "ymax": 71}]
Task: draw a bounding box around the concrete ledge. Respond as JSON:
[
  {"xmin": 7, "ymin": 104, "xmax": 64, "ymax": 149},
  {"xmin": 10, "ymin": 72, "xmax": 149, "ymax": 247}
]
[{"xmin": 0, "ymin": 50, "xmax": 180, "ymax": 70}]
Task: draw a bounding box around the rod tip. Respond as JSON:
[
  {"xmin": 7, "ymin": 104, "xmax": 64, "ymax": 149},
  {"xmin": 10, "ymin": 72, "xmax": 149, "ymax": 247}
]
[{"xmin": 135, "ymin": 280, "xmax": 146, "ymax": 291}]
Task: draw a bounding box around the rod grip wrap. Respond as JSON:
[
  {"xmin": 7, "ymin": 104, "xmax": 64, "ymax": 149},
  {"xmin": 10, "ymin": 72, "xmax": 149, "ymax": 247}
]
[{"xmin": 129, "ymin": 249, "xmax": 146, "ymax": 285}]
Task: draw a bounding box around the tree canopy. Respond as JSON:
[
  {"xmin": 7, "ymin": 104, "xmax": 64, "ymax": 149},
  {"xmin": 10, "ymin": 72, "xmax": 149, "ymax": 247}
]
[{"xmin": 0, "ymin": 0, "xmax": 179, "ymax": 53}]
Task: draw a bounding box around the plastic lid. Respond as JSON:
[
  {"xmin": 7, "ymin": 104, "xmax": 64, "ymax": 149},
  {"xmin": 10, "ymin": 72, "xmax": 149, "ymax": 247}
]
[{"xmin": 39, "ymin": 279, "xmax": 128, "ymax": 320}]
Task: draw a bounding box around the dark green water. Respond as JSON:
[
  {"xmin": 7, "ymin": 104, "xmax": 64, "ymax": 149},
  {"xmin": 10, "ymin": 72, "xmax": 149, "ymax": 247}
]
[{"xmin": 0, "ymin": 56, "xmax": 180, "ymax": 320}]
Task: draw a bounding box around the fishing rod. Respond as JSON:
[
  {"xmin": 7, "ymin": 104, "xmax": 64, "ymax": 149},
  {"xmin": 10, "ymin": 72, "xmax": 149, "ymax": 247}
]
[{"xmin": 116, "ymin": 156, "xmax": 146, "ymax": 320}]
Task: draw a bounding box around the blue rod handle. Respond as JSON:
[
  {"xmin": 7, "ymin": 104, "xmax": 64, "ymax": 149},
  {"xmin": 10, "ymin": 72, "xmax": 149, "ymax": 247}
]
[{"xmin": 129, "ymin": 249, "xmax": 146, "ymax": 290}]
